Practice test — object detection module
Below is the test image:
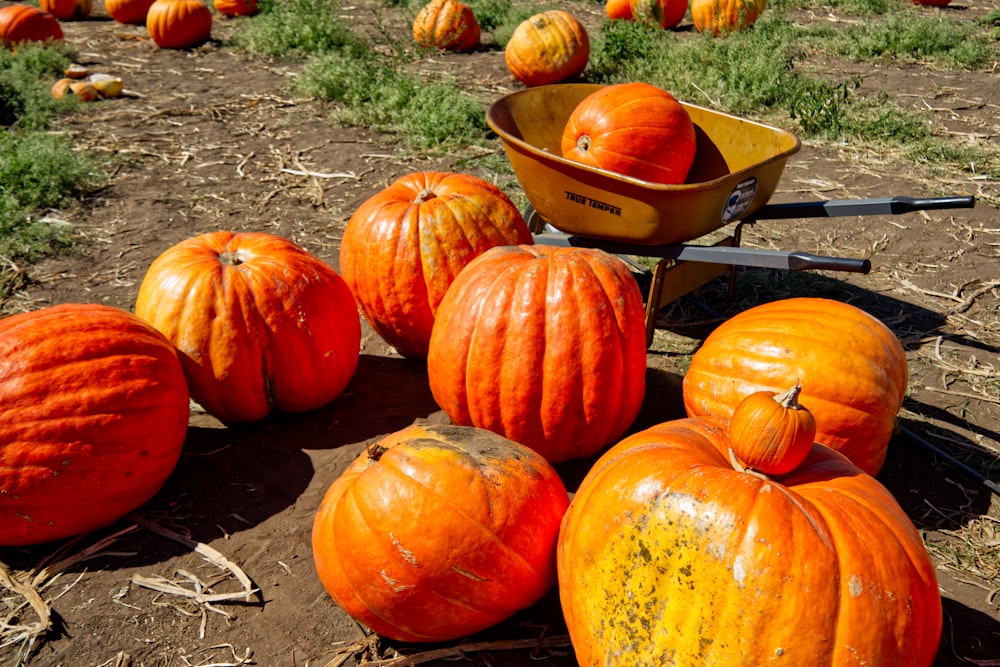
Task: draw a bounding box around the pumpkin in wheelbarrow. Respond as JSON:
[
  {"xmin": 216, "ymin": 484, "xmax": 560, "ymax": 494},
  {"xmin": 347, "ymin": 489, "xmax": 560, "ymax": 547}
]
[
  {"xmin": 561, "ymin": 82, "xmax": 697, "ymax": 186},
  {"xmin": 558, "ymin": 408, "xmax": 942, "ymax": 665}
]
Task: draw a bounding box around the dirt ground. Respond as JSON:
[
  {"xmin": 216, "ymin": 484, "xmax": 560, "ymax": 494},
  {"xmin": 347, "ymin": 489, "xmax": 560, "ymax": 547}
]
[{"xmin": 2, "ymin": 0, "xmax": 999, "ymax": 665}]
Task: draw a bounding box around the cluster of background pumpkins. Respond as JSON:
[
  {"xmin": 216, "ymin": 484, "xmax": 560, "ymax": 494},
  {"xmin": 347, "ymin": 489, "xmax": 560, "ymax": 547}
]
[{"xmin": 1, "ymin": 157, "xmax": 943, "ymax": 662}]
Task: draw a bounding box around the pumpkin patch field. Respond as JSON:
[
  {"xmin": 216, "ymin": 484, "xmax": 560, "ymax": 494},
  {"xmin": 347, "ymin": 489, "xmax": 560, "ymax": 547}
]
[{"xmin": 1, "ymin": 0, "xmax": 999, "ymax": 665}]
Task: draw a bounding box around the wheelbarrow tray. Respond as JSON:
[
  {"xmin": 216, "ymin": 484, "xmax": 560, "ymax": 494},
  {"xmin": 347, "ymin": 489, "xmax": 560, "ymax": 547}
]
[{"xmin": 486, "ymin": 83, "xmax": 802, "ymax": 246}]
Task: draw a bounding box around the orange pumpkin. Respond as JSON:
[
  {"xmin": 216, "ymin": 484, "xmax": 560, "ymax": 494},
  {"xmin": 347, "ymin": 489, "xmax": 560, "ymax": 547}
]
[
  {"xmin": 412, "ymin": 0, "xmax": 480, "ymax": 52},
  {"xmin": 427, "ymin": 245, "xmax": 647, "ymax": 463},
  {"xmin": 0, "ymin": 5, "xmax": 63, "ymax": 46},
  {"xmin": 605, "ymin": 0, "xmax": 632, "ymax": 19},
  {"xmin": 728, "ymin": 383, "xmax": 816, "ymax": 475},
  {"xmin": 682, "ymin": 297, "xmax": 908, "ymax": 476},
  {"xmin": 0, "ymin": 304, "xmax": 190, "ymax": 546},
  {"xmin": 212, "ymin": 0, "xmax": 257, "ymax": 16},
  {"xmin": 104, "ymin": 0, "xmax": 157, "ymax": 24},
  {"xmin": 558, "ymin": 416, "xmax": 942, "ymax": 665},
  {"xmin": 630, "ymin": 0, "xmax": 687, "ymax": 28},
  {"xmin": 339, "ymin": 171, "xmax": 532, "ymax": 359},
  {"xmin": 691, "ymin": 0, "xmax": 766, "ymax": 35},
  {"xmin": 134, "ymin": 231, "xmax": 361, "ymax": 424},
  {"xmin": 561, "ymin": 82, "xmax": 697, "ymax": 185},
  {"xmin": 312, "ymin": 424, "xmax": 570, "ymax": 642},
  {"xmin": 504, "ymin": 10, "xmax": 590, "ymax": 87},
  {"xmin": 146, "ymin": 0, "xmax": 212, "ymax": 49},
  {"xmin": 39, "ymin": 0, "xmax": 91, "ymax": 21}
]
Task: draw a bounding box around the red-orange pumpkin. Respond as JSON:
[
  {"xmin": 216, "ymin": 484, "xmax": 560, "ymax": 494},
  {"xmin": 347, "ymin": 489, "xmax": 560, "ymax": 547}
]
[
  {"xmin": 682, "ymin": 297, "xmax": 908, "ymax": 476},
  {"xmin": 212, "ymin": 0, "xmax": 257, "ymax": 17},
  {"xmin": 39, "ymin": 0, "xmax": 91, "ymax": 21},
  {"xmin": 728, "ymin": 383, "xmax": 816, "ymax": 475},
  {"xmin": 339, "ymin": 171, "xmax": 532, "ymax": 359},
  {"xmin": 0, "ymin": 5, "xmax": 63, "ymax": 47},
  {"xmin": 558, "ymin": 416, "xmax": 942, "ymax": 665},
  {"xmin": 427, "ymin": 245, "xmax": 647, "ymax": 463},
  {"xmin": 0, "ymin": 304, "xmax": 190, "ymax": 547},
  {"xmin": 605, "ymin": 0, "xmax": 632, "ymax": 19},
  {"xmin": 104, "ymin": 0, "xmax": 157, "ymax": 24},
  {"xmin": 691, "ymin": 0, "xmax": 766, "ymax": 35},
  {"xmin": 504, "ymin": 10, "xmax": 590, "ymax": 87},
  {"xmin": 561, "ymin": 82, "xmax": 697, "ymax": 185},
  {"xmin": 134, "ymin": 231, "xmax": 361, "ymax": 424},
  {"xmin": 146, "ymin": 0, "xmax": 212, "ymax": 49},
  {"xmin": 312, "ymin": 424, "xmax": 570, "ymax": 642},
  {"xmin": 630, "ymin": 0, "xmax": 687, "ymax": 29},
  {"xmin": 412, "ymin": 0, "xmax": 480, "ymax": 52}
]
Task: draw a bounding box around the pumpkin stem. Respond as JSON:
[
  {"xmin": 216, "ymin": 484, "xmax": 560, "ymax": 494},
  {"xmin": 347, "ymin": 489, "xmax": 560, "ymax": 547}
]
[
  {"xmin": 367, "ymin": 443, "xmax": 388, "ymax": 463},
  {"xmin": 218, "ymin": 251, "xmax": 243, "ymax": 266},
  {"xmin": 728, "ymin": 446, "xmax": 770, "ymax": 480},
  {"xmin": 413, "ymin": 188, "xmax": 437, "ymax": 205},
  {"xmin": 575, "ymin": 135, "xmax": 592, "ymax": 154},
  {"xmin": 773, "ymin": 382, "xmax": 804, "ymax": 410}
]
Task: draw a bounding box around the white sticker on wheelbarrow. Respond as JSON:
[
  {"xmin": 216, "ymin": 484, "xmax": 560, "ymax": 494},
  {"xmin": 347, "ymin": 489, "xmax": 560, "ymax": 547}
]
[{"xmin": 723, "ymin": 177, "xmax": 758, "ymax": 223}]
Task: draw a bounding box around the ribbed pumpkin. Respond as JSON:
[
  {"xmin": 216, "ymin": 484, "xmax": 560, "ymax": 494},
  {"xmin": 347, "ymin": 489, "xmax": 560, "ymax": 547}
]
[
  {"xmin": 134, "ymin": 231, "xmax": 361, "ymax": 424},
  {"xmin": 339, "ymin": 171, "xmax": 532, "ymax": 359},
  {"xmin": 0, "ymin": 304, "xmax": 190, "ymax": 547},
  {"xmin": 629, "ymin": 0, "xmax": 687, "ymax": 29},
  {"xmin": 426, "ymin": 245, "xmax": 647, "ymax": 464},
  {"xmin": 212, "ymin": 0, "xmax": 257, "ymax": 17},
  {"xmin": 412, "ymin": 0, "xmax": 480, "ymax": 52},
  {"xmin": 104, "ymin": 0, "xmax": 157, "ymax": 24},
  {"xmin": 561, "ymin": 82, "xmax": 697, "ymax": 185},
  {"xmin": 558, "ymin": 416, "xmax": 942, "ymax": 666},
  {"xmin": 682, "ymin": 297, "xmax": 908, "ymax": 476},
  {"xmin": 0, "ymin": 5, "xmax": 63, "ymax": 46},
  {"xmin": 728, "ymin": 383, "xmax": 816, "ymax": 475},
  {"xmin": 312, "ymin": 424, "xmax": 570, "ymax": 642},
  {"xmin": 504, "ymin": 10, "xmax": 590, "ymax": 87},
  {"xmin": 691, "ymin": 0, "xmax": 766, "ymax": 35},
  {"xmin": 605, "ymin": 0, "xmax": 632, "ymax": 19},
  {"xmin": 39, "ymin": 0, "xmax": 92, "ymax": 21},
  {"xmin": 146, "ymin": 0, "xmax": 212, "ymax": 49}
]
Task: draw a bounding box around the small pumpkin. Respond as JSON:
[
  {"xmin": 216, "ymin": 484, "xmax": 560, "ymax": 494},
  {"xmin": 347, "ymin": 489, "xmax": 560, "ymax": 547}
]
[
  {"xmin": 605, "ymin": 0, "xmax": 632, "ymax": 19},
  {"xmin": 504, "ymin": 10, "xmax": 590, "ymax": 87},
  {"xmin": 561, "ymin": 82, "xmax": 697, "ymax": 185},
  {"xmin": 682, "ymin": 297, "xmax": 908, "ymax": 476},
  {"xmin": 0, "ymin": 304, "xmax": 190, "ymax": 547},
  {"xmin": 412, "ymin": 0, "xmax": 480, "ymax": 52},
  {"xmin": 104, "ymin": 0, "xmax": 157, "ymax": 24},
  {"xmin": 135, "ymin": 231, "xmax": 361, "ymax": 424},
  {"xmin": 427, "ymin": 245, "xmax": 647, "ymax": 463},
  {"xmin": 629, "ymin": 0, "xmax": 687, "ymax": 29},
  {"xmin": 39, "ymin": 0, "xmax": 92, "ymax": 21},
  {"xmin": 339, "ymin": 171, "xmax": 532, "ymax": 359},
  {"xmin": 146, "ymin": 0, "xmax": 213, "ymax": 49},
  {"xmin": 212, "ymin": 0, "xmax": 258, "ymax": 16},
  {"xmin": 728, "ymin": 382, "xmax": 816, "ymax": 475},
  {"xmin": 558, "ymin": 416, "xmax": 942, "ymax": 665},
  {"xmin": 0, "ymin": 5, "xmax": 63, "ymax": 47},
  {"xmin": 691, "ymin": 0, "xmax": 766, "ymax": 35},
  {"xmin": 312, "ymin": 424, "xmax": 570, "ymax": 642}
]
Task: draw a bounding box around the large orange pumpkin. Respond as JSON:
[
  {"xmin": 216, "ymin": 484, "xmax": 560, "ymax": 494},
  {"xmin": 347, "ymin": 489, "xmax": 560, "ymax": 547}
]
[
  {"xmin": 504, "ymin": 10, "xmax": 590, "ymax": 87},
  {"xmin": 691, "ymin": 0, "xmax": 766, "ymax": 35},
  {"xmin": 427, "ymin": 245, "xmax": 647, "ymax": 463},
  {"xmin": 412, "ymin": 0, "xmax": 480, "ymax": 52},
  {"xmin": 104, "ymin": 0, "xmax": 157, "ymax": 24},
  {"xmin": 134, "ymin": 231, "xmax": 361, "ymax": 424},
  {"xmin": 0, "ymin": 5, "xmax": 63, "ymax": 46},
  {"xmin": 630, "ymin": 0, "xmax": 687, "ymax": 29},
  {"xmin": 339, "ymin": 171, "xmax": 532, "ymax": 359},
  {"xmin": 312, "ymin": 424, "xmax": 570, "ymax": 642},
  {"xmin": 146, "ymin": 0, "xmax": 212, "ymax": 49},
  {"xmin": 558, "ymin": 416, "xmax": 942, "ymax": 666},
  {"xmin": 39, "ymin": 0, "xmax": 91, "ymax": 21},
  {"xmin": 0, "ymin": 304, "xmax": 190, "ymax": 547},
  {"xmin": 561, "ymin": 82, "xmax": 697, "ymax": 185},
  {"xmin": 682, "ymin": 297, "xmax": 908, "ymax": 476}
]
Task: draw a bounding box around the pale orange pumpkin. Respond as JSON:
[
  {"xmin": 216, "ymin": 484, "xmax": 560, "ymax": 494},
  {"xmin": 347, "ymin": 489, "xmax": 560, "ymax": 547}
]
[
  {"xmin": 412, "ymin": 0, "xmax": 480, "ymax": 52},
  {"xmin": 630, "ymin": 0, "xmax": 687, "ymax": 29},
  {"xmin": 504, "ymin": 10, "xmax": 590, "ymax": 87},
  {"xmin": 691, "ymin": 0, "xmax": 766, "ymax": 35}
]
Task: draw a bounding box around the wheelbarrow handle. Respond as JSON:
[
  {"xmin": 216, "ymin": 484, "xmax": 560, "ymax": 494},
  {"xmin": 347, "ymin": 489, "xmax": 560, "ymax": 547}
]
[{"xmin": 754, "ymin": 195, "xmax": 976, "ymax": 219}]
